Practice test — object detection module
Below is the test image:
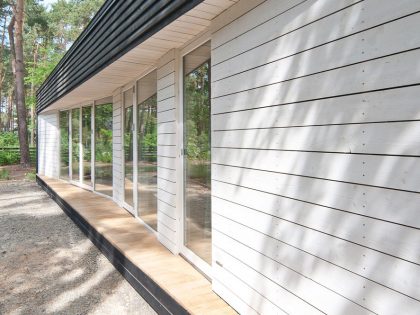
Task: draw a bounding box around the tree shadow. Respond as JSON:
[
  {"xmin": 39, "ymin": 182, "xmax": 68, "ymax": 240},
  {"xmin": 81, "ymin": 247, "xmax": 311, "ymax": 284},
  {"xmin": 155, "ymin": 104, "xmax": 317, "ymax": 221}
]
[
  {"xmin": 0, "ymin": 191, "xmax": 127, "ymax": 315},
  {"xmin": 210, "ymin": 0, "xmax": 420, "ymax": 314}
]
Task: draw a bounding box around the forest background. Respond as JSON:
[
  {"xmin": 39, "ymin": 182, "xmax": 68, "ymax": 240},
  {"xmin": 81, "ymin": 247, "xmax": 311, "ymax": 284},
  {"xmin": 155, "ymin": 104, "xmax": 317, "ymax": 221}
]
[{"xmin": 0, "ymin": 0, "xmax": 104, "ymax": 166}]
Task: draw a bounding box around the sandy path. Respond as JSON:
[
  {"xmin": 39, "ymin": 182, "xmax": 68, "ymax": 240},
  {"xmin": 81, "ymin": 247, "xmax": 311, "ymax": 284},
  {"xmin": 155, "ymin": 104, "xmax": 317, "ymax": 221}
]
[{"xmin": 0, "ymin": 180, "xmax": 156, "ymax": 315}]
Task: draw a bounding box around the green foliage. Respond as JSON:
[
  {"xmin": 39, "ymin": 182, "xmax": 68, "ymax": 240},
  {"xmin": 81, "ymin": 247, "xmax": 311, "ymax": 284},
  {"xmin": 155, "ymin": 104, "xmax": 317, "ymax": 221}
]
[
  {"xmin": 95, "ymin": 104, "xmax": 113, "ymax": 164},
  {"xmin": 96, "ymin": 147, "xmax": 112, "ymax": 163},
  {"xmin": 25, "ymin": 171, "xmax": 36, "ymax": 180},
  {"xmin": 25, "ymin": 45, "xmax": 63, "ymax": 89},
  {"xmin": 1, "ymin": 0, "xmax": 106, "ymax": 158},
  {"xmin": 23, "ymin": 0, "xmax": 106, "ymax": 108},
  {"xmin": 187, "ymin": 161, "xmax": 211, "ymax": 181},
  {"xmin": 0, "ymin": 151, "xmax": 20, "ymax": 166},
  {"xmin": 138, "ymin": 95, "xmax": 157, "ymax": 162},
  {"xmin": 59, "ymin": 111, "xmax": 70, "ymax": 166},
  {"xmin": 0, "ymin": 132, "xmax": 19, "ymax": 147},
  {"xmin": 142, "ymin": 131, "xmax": 157, "ymax": 150},
  {"xmin": 185, "ymin": 62, "xmax": 211, "ymax": 161},
  {"xmin": 0, "ymin": 169, "xmax": 10, "ymax": 180}
]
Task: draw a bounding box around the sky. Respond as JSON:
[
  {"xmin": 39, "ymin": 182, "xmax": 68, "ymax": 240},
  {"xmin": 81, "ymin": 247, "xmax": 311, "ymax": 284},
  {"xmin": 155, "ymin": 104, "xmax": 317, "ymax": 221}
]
[{"xmin": 41, "ymin": 0, "xmax": 58, "ymax": 8}]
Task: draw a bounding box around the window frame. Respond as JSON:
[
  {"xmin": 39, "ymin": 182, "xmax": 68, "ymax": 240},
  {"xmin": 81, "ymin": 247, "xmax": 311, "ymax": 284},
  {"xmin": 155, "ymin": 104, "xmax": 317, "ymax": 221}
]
[
  {"xmin": 122, "ymin": 85, "xmax": 136, "ymax": 215},
  {"xmin": 57, "ymin": 98, "xmax": 114, "ymax": 201},
  {"xmin": 177, "ymin": 32, "xmax": 213, "ymax": 279}
]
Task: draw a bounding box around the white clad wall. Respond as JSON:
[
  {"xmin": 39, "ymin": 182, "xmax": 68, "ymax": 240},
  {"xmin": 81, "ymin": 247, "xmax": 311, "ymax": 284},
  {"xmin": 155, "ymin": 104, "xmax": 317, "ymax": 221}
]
[
  {"xmin": 210, "ymin": 0, "xmax": 420, "ymax": 314},
  {"xmin": 37, "ymin": 112, "xmax": 59, "ymax": 178},
  {"xmin": 112, "ymin": 91, "xmax": 123, "ymax": 203},
  {"xmin": 157, "ymin": 49, "xmax": 178, "ymax": 253}
]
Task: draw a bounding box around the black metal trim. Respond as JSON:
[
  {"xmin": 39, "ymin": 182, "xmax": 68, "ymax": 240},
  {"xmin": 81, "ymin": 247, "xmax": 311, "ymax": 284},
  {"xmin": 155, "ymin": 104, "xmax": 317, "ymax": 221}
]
[
  {"xmin": 36, "ymin": 0, "xmax": 204, "ymax": 114},
  {"xmin": 36, "ymin": 175, "xmax": 189, "ymax": 315}
]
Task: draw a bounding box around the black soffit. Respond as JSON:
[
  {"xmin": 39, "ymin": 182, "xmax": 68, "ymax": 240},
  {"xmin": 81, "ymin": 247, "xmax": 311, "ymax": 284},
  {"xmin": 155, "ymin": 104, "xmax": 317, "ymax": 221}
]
[{"xmin": 36, "ymin": 0, "xmax": 204, "ymax": 114}]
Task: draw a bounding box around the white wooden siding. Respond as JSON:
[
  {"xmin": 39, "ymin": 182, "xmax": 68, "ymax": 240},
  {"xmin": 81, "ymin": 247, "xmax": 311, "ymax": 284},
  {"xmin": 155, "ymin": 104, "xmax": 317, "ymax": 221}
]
[
  {"xmin": 211, "ymin": 0, "xmax": 420, "ymax": 314},
  {"xmin": 157, "ymin": 49, "xmax": 178, "ymax": 253},
  {"xmin": 37, "ymin": 112, "xmax": 59, "ymax": 178},
  {"xmin": 112, "ymin": 91, "xmax": 122, "ymax": 203}
]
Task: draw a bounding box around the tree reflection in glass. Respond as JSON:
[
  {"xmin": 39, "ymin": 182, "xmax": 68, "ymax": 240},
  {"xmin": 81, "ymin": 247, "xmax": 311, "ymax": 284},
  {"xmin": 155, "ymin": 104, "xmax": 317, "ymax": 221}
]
[
  {"xmin": 184, "ymin": 41, "xmax": 212, "ymax": 264},
  {"xmin": 82, "ymin": 106, "xmax": 92, "ymax": 186},
  {"xmin": 71, "ymin": 108, "xmax": 80, "ymax": 181},
  {"xmin": 95, "ymin": 103, "xmax": 113, "ymax": 196},
  {"xmin": 124, "ymin": 89, "xmax": 134, "ymax": 207},
  {"xmin": 59, "ymin": 111, "xmax": 70, "ymax": 180},
  {"xmin": 137, "ymin": 70, "xmax": 158, "ymax": 230}
]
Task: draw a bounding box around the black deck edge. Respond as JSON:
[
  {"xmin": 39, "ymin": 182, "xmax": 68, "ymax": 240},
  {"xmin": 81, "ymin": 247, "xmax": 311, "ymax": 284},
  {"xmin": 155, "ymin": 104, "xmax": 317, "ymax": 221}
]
[{"xmin": 36, "ymin": 175, "xmax": 189, "ymax": 315}]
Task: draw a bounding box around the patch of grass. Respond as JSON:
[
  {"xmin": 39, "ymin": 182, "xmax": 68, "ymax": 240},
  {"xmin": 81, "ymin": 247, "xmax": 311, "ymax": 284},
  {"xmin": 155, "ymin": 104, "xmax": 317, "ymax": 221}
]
[
  {"xmin": 0, "ymin": 169, "xmax": 10, "ymax": 180},
  {"xmin": 25, "ymin": 172, "xmax": 36, "ymax": 181},
  {"xmin": 0, "ymin": 151, "xmax": 20, "ymax": 166}
]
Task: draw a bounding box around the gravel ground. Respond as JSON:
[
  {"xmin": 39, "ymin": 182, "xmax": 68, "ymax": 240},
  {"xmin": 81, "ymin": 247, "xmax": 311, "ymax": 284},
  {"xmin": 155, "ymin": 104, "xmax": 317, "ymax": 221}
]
[{"xmin": 0, "ymin": 180, "xmax": 156, "ymax": 315}]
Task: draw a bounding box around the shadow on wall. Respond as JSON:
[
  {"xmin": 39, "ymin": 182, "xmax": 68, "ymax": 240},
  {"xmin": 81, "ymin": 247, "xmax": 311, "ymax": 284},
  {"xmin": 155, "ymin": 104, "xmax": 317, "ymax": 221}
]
[{"xmin": 211, "ymin": 0, "xmax": 420, "ymax": 314}]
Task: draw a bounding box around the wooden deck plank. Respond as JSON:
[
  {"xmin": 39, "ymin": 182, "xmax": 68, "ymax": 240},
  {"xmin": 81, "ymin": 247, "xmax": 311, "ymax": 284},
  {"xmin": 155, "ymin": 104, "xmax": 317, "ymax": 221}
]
[{"xmin": 39, "ymin": 176, "xmax": 236, "ymax": 315}]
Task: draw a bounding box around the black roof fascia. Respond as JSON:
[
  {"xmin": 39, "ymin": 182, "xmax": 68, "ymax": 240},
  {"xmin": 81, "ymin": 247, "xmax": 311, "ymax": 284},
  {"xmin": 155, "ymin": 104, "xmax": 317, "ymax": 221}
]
[{"xmin": 36, "ymin": 0, "xmax": 204, "ymax": 114}]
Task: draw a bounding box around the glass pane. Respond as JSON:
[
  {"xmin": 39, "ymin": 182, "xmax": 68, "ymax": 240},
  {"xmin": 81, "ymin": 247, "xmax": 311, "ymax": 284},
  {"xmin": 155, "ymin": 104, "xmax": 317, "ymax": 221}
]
[
  {"xmin": 183, "ymin": 41, "xmax": 212, "ymax": 264},
  {"xmin": 95, "ymin": 103, "xmax": 113, "ymax": 196},
  {"xmin": 71, "ymin": 108, "xmax": 80, "ymax": 181},
  {"xmin": 82, "ymin": 106, "xmax": 92, "ymax": 186},
  {"xmin": 124, "ymin": 89, "xmax": 134, "ymax": 207},
  {"xmin": 59, "ymin": 111, "xmax": 70, "ymax": 180},
  {"xmin": 137, "ymin": 70, "xmax": 157, "ymax": 230}
]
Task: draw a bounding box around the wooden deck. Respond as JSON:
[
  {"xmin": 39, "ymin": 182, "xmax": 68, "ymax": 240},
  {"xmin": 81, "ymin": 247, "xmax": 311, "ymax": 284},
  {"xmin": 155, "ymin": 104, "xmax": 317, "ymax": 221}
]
[{"xmin": 37, "ymin": 175, "xmax": 235, "ymax": 315}]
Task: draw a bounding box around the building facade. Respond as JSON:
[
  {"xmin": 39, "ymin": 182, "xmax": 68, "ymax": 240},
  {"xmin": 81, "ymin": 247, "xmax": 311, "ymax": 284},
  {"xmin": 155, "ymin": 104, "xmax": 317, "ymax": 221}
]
[{"xmin": 37, "ymin": 0, "xmax": 420, "ymax": 314}]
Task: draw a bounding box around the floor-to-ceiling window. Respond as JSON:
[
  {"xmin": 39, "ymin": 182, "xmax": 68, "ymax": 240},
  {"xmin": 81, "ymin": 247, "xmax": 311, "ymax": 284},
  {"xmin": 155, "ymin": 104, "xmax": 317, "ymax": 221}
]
[
  {"xmin": 95, "ymin": 101, "xmax": 113, "ymax": 196},
  {"xmin": 82, "ymin": 106, "xmax": 92, "ymax": 186},
  {"xmin": 71, "ymin": 108, "xmax": 80, "ymax": 181},
  {"xmin": 183, "ymin": 41, "xmax": 212, "ymax": 265},
  {"xmin": 59, "ymin": 100, "xmax": 112, "ymax": 196},
  {"xmin": 124, "ymin": 88, "xmax": 134, "ymax": 209},
  {"xmin": 59, "ymin": 111, "xmax": 70, "ymax": 180},
  {"xmin": 137, "ymin": 70, "xmax": 157, "ymax": 230}
]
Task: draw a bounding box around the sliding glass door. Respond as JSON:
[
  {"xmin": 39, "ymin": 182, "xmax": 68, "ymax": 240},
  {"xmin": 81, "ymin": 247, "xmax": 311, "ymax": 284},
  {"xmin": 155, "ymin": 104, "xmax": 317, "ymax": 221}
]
[
  {"xmin": 94, "ymin": 102, "xmax": 113, "ymax": 196},
  {"xmin": 59, "ymin": 111, "xmax": 70, "ymax": 180},
  {"xmin": 137, "ymin": 70, "xmax": 157, "ymax": 230},
  {"xmin": 82, "ymin": 106, "xmax": 92, "ymax": 186},
  {"xmin": 183, "ymin": 41, "xmax": 212, "ymax": 266},
  {"xmin": 71, "ymin": 108, "xmax": 80, "ymax": 181},
  {"xmin": 123, "ymin": 88, "xmax": 134, "ymax": 210}
]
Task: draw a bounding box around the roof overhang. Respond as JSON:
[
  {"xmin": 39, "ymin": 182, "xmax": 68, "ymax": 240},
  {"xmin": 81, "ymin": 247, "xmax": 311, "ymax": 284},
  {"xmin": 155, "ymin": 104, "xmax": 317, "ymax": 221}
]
[{"xmin": 37, "ymin": 0, "xmax": 237, "ymax": 114}]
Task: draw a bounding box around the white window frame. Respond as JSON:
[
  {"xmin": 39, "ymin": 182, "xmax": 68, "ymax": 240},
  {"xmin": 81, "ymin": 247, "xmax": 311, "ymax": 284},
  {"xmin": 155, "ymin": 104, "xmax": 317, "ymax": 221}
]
[
  {"xmin": 68, "ymin": 105, "xmax": 94, "ymax": 190},
  {"xmin": 177, "ymin": 31, "xmax": 213, "ymax": 279},
  {"xmin": 57, "ymin": 99, "xmax": 114, "ymax": 202},
  {"xmin": 122, "ymin": 86, "xmax": 136, "ymax": 216},
  {"xmin": 135, "ymin": 68, "xmax": 159, "ymax": 234},
  {"xmin": 79, "ymin": 104, "xmax": 94, "ymax": 190},
  {"xmin": 91, "ymin": 99, "xmax": 114, "ymax": 200}
]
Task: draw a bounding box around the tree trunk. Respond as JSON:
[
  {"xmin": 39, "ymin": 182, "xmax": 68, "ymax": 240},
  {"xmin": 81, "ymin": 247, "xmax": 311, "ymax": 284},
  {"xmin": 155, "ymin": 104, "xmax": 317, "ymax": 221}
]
[
  {"xmin": 9, "ymin": 1, "xmax": 30, "ymax": 166},
  {"xmin": 30, "ymin": 43, "xmax": 39, "ymax": 146},
  {"xmin": 8, "ymin": 17, "xmax": 15, "ymax": 133},
  {"xmin": 0, "ymin": 17, "xmax": 6, "ymax": 131}
]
